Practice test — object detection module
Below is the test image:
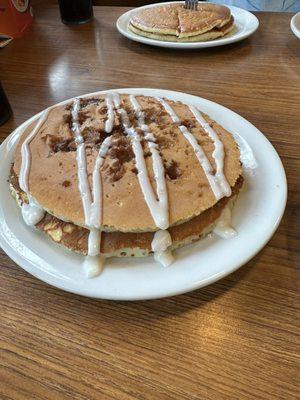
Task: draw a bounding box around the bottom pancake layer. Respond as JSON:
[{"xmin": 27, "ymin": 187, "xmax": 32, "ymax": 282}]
[{"xmin": 10, "ymin": 169, "xmax": 243, "ymax": 258}]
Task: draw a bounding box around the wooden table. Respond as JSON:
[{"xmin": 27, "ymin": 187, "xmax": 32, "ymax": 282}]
[{"xmin": 0, "ymin": 5, "xmax": 299, "ymax": 399}]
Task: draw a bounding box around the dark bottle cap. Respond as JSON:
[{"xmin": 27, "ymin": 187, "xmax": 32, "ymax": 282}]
[{"xmin": 58, "ymin": 0, "xmax": 93, "ymax": 25}]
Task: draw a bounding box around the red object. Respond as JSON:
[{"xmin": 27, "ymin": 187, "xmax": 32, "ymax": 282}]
[{"xmin": 0, "ymin": 0, "xmax": 33, "ymax": 38}]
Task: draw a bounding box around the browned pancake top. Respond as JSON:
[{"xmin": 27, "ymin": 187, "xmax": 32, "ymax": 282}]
[
  {"xmin": 178, "ymin": 4, "xmax": 231, "ymax": 35},
  {"xmin": 13, "ymin": 94, "xmax": 242, "ymax": 232},
  {"xmin": 130, "ymin": 4, "xmax": 180, "ymax": 33},
  {"xmin": 130, "ymin": 3, "xmax": 232, "ymax": 37}
]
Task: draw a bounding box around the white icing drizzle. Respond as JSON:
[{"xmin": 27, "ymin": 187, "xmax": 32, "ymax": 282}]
[
  {"xmin": 83, "ymin": 254, "xmax": 105, "ymax": 278},
  {"xmin": 213, "ymin": 203, "xmax": 237, "ymax": 239},
  {"xmin": 89, "ymin": 136, "xmax": 112, "ymax": 228},
  {"xmin": 71, "ymin": 97, "xmax": 113, "ymax": 277},
  {"xmin": 111, "ymin": 93, "xmax": 173, "ymax": 266},
  {"xmin": 113, "ymin": 93, "xmax": 169, "ymax": 231},
  {"xmin": 21, "ymin": 197, "xmax": 45, "ymax": 226},
  {"xmin": 156, "ymin": 97, "xmax": 180, "ymax": 123},
  {"xmin": 130, "ymin": 95, "xmax": 174, "ymax": 267},
  {"xmin": 189, "ymin": 105, "xmax": 231, "ymax": 197},
  {"xmin": 179, "ymin": 125, "xmax": 223, "ymax": 200},
  {"xmin": 151, "ymin": 230, "xmax": 172, "ymax": 252},
  {"xmin": 157, "ymin": 97, "xmax": 224, "ymax": 201},
  {"xmin": 19, "ymin": 108, "xmax": 52, "ymax": 226},
  {"xmin": 19, "ymin": 108, "xmax": 51, "ymax": 193},
  {"xmin": 154, "ymin": 249, "xmax": 174, "ymax": 267},
  {"xmin": 76, "ymin": 142, "xmax": 93, "ymax": 221},
  {"xmin": 71, "ymin": 98, "xmax": 84, "ymax": 144},
  {"xmin": 105, "ymin": 93, "xmax": 115, "ymax": 134},
  {"xmin": 129, "ymin": 95, "xmax": 169, "ymax": 230},
  {"xmin": 232, "ymin": 132, "xmax": 258, "ymax": 170},
  {"xmin": 111, "ymin": 92, "xmax": 120, "ymax": 108},
  {"xmin": 151, "ymin": 230, "xmax": 174, "ymax": 267},
  {"xmin": 129, "ymin": 94, "xmax": 148, "ymax": 131},
  {"xmin": 129, "ymin": 95, "xmax": 174, "ymax": 265},
  {"xmin": 87, "ymin": 228, "xmax": 101, "ymax": 257},
  {"xmin": 129, "ymin": 95, "xmax": 143, "ymax": 122}
]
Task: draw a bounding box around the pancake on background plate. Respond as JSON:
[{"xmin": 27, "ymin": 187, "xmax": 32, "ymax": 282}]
[
  {"xmin": 129, "ymin": 3, "xmax": 235, "ymax": 42},
  {"xmin": 10, "ymin": 93, "xmax": 243, "ymax": 277}
]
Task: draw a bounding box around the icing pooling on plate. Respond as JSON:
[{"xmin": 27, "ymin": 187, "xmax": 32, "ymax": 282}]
[
  {"xmin": 151, "ymin": 230, "xmax": 174, "ymax": 267},
  {"xmin": 213, "ymin": 202, "xmax": 237, "ymax": 239},
  {"xmin": 83, "ymin": 254, "xmax": 105, "ymax": 278},
  {"xmin": 154, "ymin": 249, "xmax": 174, "ymax": 267},
  {"xmin": 19, "ymin": 107, "xmax": 52, "ymax": 226}
]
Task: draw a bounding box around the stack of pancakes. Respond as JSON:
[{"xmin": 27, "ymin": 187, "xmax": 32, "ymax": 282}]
[
  {"xmin": 10, "ymin": 93, "xmax": 243, "ymax": 265},
  {"xmin": 129, "ymin": 3, "xmax": 234, "ymax": 42}
]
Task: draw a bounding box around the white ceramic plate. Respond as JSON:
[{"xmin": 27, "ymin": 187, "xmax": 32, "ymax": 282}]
[
  {"xmin": 116, "ymin": 2, "xmax": 259, "ymax": 49},
  {"xmin": 0, "ymin": 88, "xmax": 286, "ymax": 300},
  {"xmin": 291, "ymin": 13, "xmax": 300, "ymax": 39}
]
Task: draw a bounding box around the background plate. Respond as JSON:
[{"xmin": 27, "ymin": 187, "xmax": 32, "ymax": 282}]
[
  {"xmin": 116, "ymin": 2, "xmax": 259, "ymax": 49},
  {"xmin": 291, "ymin": 13, "xmax": 300, "ymax": 39},
  {"xmin": 0, "ymin": 88, "xmax": 286, "ymax": 300}
]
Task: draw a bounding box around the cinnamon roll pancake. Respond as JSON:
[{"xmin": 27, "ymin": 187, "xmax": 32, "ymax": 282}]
[
  {"xmin": 10, "ymin": 93, "xmax": 243, "ymax": 277},
  {"xmin": 129, "ymin": 3, "xmax": 234, "ymax": 42}
]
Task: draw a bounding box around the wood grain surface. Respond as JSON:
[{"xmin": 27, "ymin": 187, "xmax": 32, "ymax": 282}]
[{"xmin": 0, "ymin": 5, "xmax": 299, "ymax": 400}]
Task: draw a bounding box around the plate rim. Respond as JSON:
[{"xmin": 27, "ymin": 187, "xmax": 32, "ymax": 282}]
[
  {"xmin": 116, "ymin": 1, "xmax": 259, "ymax": 49},
  {"xmin": 0, "ymin": 87, "xmax": 287, "ymax": 300},
  {"xmin": 291, "ymin": 12, "xmax": 300, "ymax": 39}
]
